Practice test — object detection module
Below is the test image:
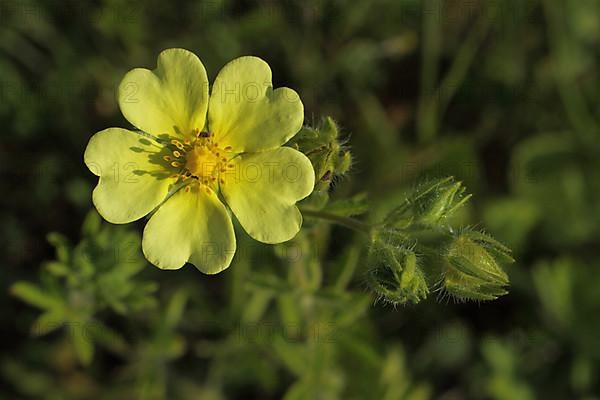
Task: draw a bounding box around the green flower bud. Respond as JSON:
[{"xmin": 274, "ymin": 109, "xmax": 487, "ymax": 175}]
[
  {"xmin": 289, "ymin": 117, "xmax": 352, "ymax": 194},
  {"xmin": 442, "ymin": 231, "xmax": 511, "ymax": 301},
  {"xmin": 385, "ymin": 177, "xmax": 471, "ymax": 228},
  {"xmin": 366, "ymin": 232, "xmax": 429, "ymax": 305}
]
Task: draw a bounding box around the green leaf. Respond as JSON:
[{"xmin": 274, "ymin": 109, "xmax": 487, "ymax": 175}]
[
  {"xmin": 33, "ymin": 309, "xmax": 66, "ymax": 336},
  {"xmin": 326, "ymin": 192, "xmax": 369, "ymax": 217},
  {"xmin": 81, "ymin": 210, "xmax": 102, "ymax": 237},
  {"xmin": 47, "ymin": 233, "xmax": 71, "ymax": 263},
  {"xmin": 10, "ymin": 282, "xmax": 62, "ymax": 310},
  {"xmin": 164, "ymin": 289, "xmax": 189, "ymax": 330},
  {"xmin": 44, "ymin": 261, "xmax": 70, "ymax": 276},
  {"xmin": 72, "ymin": 323, "xmax": 95, "ymax": 366},
  {"xmin": 273, "ymin": 340, "xmax": 308, "ymax": 377}
]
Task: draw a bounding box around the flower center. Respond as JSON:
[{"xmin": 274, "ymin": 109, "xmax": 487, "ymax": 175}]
[
  {"xmin": 185, "ymin": 144, "xmax": 222, "ymax": 180},
  {"xmin": 163, "ymin": 130, "xmax": 234, "ymax": 191}
]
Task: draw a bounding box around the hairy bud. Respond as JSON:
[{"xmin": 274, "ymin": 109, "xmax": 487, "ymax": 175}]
[
  {"xmin": 442, "ymin": 231, "xmax": 511, "ymax": 301},
  {"xmin": 366, "ymin": 232, "xmax": 429, "ymax": 305},
  {"xmin": 385, "ymin": 177, "xmax": 472, "ymax": 228},
  {"xmin": 289, "ymin": 117, "xmax": 352, "ymax": 204}
]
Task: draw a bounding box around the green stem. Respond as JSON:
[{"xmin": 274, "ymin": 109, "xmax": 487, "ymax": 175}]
[
  {"xmin": 542, "ymin": 0, "xmax": 599, "ymax": 145},
  {"xmin": 300, "ymin": 208, "xmax": 371, "ymax": 235},
  {"xmin": 437, "ymin": 15, "xmax": 491, "ymax": 115},
  {"xmin": 417, "ymin": 0, "xmax": 442, "ymax": 143}
]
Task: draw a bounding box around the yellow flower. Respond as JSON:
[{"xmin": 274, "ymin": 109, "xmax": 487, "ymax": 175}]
[{"xmin": 84, "ymin": 49, "xmax": 314, "ymax": 273}]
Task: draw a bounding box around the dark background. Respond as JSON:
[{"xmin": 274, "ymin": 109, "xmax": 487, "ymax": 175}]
[{"xmin": 1, "ymin": 0, "xmax": 600, "ymax": 399}]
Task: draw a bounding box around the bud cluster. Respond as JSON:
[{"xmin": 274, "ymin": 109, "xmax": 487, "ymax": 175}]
[
  {"xmin": 289, "ymin": 117, "xmax": 352, "ymax": 209},
  {"xmin": 366, "ymin": 232, "xmax": 429, "ymax": 305},
  {"xmin": 366, "ymin": 178, "xmax": 512, "ymax": 305}
]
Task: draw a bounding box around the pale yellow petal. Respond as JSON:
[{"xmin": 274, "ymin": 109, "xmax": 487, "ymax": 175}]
[
  {"xmin": 221, "ymin": 147, "xmax": 314, "ymax": 243},
  {"xmin": 142, "ymin": 186, "xmax": 236, "ymax": 273}
]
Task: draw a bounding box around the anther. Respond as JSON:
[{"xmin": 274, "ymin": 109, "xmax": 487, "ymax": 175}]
[
  {"xmin": 173, "ymin": 150, "xmax": 181, "ymax": 158},
  {"xmin": 171, "ymin": 140, "xmax": 184, "ymax": 150},
  {"xmin": 171, "ymin": 161, "xmax": 182, "ymax": 168}
]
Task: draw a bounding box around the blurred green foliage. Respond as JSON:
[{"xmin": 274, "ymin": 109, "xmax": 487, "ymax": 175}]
[{"xmin": 2, "ymin": 0, "xmax": 600, "ymax": 399}]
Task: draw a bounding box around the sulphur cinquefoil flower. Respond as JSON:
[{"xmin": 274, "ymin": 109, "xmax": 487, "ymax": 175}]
[{"xmin": 84, "ymin": 49, "xmax": 315, "ymax": 273}]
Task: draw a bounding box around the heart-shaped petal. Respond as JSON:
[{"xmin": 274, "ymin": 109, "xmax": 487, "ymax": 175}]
[
  {"xmin": 221, "ymin": 147, "xmax": 315, "ymax": 243},
  {"xmin": 119, "ymin": 48, "xmax": 209, "ymax": 140},
  {"xmin": 142, "ymin": 185, "xmax": 236, "ymax": 273},
  {"xmin": 208, "ymin": 56, "xmax": 304, "ymax": 153},
  {"xmin": 84, "ymin": 128, "xmax": 174, "ymax": 224}
]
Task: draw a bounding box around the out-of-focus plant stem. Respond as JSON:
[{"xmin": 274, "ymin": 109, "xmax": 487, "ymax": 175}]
[
  {"xmin": 417, "ymin": 0, "xmax": 442, "ymax": 143},
  {"xmin": 301, "ymin": 208, "xmax": 372, "ymax": 235},
  {"xmin": 417, "ymin": 11, "xmax": 491, "ymax": 143},
  {"xmin": 542, "ymin": 0, "xmax": 599, "ymax": 145}
]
